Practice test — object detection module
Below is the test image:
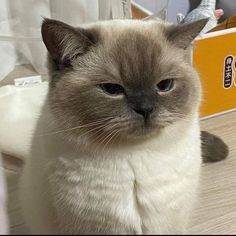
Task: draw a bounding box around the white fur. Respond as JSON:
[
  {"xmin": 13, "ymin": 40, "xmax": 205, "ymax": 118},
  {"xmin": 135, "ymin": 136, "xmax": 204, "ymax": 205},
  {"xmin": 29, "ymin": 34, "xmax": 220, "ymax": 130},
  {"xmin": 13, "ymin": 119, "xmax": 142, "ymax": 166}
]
[{"xmin": 20, "ymin": 103, "xmax": 201, "ymax": 234}]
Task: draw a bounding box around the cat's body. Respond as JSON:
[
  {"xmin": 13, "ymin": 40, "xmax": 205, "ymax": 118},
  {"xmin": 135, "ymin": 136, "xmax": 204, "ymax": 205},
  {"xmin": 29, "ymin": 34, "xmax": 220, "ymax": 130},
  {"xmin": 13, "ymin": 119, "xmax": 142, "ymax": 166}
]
[
  {"xmin": 21, "ymin": 103, "xmax": 201, "ymax": 234},
  {"xmin": 19, "ymin": 18, "xmax": 227, "ymax": 234}
]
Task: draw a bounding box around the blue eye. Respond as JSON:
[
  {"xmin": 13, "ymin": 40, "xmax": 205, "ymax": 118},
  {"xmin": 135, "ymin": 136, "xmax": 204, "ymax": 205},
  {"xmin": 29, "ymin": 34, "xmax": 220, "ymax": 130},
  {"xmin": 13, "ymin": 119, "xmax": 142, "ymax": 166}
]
[
  {"xmin": 99, "ymin": 83, "xmax": 124, "ymax": 95},
  {"xmin": 156, "ymin": 79, "xmax": 174, "ymax": 92}
]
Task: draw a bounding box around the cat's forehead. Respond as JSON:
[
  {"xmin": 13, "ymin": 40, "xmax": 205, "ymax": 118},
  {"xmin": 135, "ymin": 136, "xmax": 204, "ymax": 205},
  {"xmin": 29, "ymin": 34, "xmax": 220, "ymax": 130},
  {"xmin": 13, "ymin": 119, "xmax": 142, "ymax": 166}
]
[
  {"xmin": 97, "ymin": 19, "xmax": 165, "ymax": 43},
  {"xmin": 94, "ymin": 20, "xmax": 177, "ymax": 85}
]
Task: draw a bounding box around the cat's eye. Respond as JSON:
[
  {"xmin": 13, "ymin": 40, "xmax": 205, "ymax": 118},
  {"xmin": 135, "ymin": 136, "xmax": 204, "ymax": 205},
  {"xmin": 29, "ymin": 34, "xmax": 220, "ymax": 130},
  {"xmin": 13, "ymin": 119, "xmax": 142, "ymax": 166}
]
[
  {"xmin": 99, "ymin": 83, "xmax": 125, "ymax": 96},
  {"xmin": 156, "ymin": 79, "xmax": 174, "ymax": 93}
]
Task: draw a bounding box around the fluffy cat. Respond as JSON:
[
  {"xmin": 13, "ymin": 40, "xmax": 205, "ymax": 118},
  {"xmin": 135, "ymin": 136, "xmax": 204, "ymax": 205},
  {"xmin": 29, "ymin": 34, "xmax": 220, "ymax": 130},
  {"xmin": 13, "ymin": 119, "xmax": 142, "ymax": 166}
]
[{"xmin": 19, "ymin": 18, "xmax": 227, "ymax": 234}]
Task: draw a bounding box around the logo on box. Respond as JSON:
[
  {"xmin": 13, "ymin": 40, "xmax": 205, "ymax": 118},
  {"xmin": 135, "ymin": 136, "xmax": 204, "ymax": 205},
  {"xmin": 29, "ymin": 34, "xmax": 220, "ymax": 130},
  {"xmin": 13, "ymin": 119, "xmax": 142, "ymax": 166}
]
[{"xmin": 224, "ymin": 55, "xmax": 236, "ymax": 89}]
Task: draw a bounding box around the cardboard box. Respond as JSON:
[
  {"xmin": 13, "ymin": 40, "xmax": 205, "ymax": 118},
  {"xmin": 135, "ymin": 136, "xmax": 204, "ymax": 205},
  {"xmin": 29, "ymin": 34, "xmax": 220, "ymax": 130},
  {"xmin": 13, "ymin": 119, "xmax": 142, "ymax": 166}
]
[{"xmin": 192, "ymin": 16, "xmax": 236, "ymax": 119}]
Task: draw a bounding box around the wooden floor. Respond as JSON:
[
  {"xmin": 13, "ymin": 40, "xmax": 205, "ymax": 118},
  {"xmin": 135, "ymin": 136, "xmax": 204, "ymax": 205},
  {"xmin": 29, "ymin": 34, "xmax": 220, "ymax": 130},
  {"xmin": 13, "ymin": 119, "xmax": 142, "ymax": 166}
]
[{"xmin": 189, "ymin": 111, "xmax": 236, "ymax": 235}]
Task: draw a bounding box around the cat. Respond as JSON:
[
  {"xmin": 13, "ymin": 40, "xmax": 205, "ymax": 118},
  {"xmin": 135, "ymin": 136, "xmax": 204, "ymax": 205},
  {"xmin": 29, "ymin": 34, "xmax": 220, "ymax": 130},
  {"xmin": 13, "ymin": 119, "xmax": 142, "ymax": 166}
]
[{"xmin": 19, "ymin": 17, "xmax": 228, "ymax": 234}]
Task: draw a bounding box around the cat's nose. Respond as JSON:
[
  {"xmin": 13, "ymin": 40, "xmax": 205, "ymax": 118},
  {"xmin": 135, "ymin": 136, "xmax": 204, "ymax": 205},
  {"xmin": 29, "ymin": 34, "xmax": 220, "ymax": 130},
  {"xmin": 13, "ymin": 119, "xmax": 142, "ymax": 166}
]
[{"xmin": 133, "ymin": 106, "xmax": 154, "ymax": 120}]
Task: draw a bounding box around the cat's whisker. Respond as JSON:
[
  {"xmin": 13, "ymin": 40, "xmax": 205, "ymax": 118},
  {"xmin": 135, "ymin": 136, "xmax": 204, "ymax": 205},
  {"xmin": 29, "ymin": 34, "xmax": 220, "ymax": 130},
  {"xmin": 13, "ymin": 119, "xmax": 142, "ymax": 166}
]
[
  {"xmin": 93, "ymin": 128, "xmax": 107, "ymax": 145},
  {"xmin": 67, "ymin": 122, "xmax": 111, "ymax": 147},
  {"xmin": 93, "ymin": 123, "xmax": 119, "ymax": 149},
  {"xmin": 88, "ymin": 122, "xmax": 118, "ymax": 153},
  {"xmin": 101, "ymin": 128, "xmax": 121, "ymax": 152},
  {"xmin": 76, "ymin": 123, "xmax": 109, "ymax": 140},
  {"xmin": 103, "ymin": 129, "xmax": 121, "ymax": 157},
  {"xmin": 93, "ymin": 132, "xmax": 109, "ymax": 154},
  {"xmin": 110, "ymin": 128, "xmax": 121, "ymax": 146},
  {"xmin": 37, "ymin": 117, "xmax": 114, "ymax": 137}
]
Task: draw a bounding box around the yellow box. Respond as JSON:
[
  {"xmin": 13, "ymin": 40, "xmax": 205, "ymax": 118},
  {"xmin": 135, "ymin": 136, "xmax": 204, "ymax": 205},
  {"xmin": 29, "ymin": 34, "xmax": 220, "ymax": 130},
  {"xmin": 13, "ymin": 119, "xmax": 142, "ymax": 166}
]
[{"xmin": 192, "ymin": 26, "xmax": 236, "ymax": 119}]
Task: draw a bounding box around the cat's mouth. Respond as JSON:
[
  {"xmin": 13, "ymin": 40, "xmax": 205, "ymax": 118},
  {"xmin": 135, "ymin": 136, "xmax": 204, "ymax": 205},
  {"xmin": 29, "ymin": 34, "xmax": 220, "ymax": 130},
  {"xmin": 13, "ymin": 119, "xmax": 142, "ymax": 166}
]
[
  {"xmin": 78, "ymin": 117, "xmax": 165, "ymax": 146},
  {"xmin": 73, "ymin": 119, "xmax": 163, "ymax": 148},
  {"xmin": 119, "ymin": 119, "xmax": 161, "ymax": 139}
]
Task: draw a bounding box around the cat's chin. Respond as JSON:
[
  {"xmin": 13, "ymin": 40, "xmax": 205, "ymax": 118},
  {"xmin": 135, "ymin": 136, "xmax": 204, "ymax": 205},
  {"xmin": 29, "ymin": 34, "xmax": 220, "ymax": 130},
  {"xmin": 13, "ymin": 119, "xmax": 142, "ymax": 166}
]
[
  {"xmin": 124, "ymin": 126, "xmax": 161, "ymax": 140},
  {"xmin": 107, "ymin": 124, "xmax": 164, "ymax": 145}
]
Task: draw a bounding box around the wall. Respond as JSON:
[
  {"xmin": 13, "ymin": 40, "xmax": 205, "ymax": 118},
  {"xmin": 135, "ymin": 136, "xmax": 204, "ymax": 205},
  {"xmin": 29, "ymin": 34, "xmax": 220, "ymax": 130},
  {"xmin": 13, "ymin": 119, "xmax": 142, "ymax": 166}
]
[
  {"xmin": 132, "ymin": 0, "xmax": 191, "ymax": 23},
  {"xmin": 132, "ymin": 0, "xmax": 236, "ymax": 23}
]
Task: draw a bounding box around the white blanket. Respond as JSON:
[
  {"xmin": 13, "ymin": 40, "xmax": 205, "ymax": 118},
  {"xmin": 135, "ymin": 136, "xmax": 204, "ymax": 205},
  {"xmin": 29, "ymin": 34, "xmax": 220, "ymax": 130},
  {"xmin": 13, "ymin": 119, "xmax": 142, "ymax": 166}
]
[{"xmin": 0, "ymin": 82, "xmax": 48, "ymax": 160}]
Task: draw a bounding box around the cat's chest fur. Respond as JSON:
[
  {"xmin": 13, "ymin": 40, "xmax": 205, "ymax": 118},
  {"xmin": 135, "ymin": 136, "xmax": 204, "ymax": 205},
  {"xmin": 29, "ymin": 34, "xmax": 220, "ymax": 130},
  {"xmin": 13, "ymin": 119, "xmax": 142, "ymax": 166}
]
[{"xmin": 42, "ymin": 117, "xmax": 201, "ymax": 234}]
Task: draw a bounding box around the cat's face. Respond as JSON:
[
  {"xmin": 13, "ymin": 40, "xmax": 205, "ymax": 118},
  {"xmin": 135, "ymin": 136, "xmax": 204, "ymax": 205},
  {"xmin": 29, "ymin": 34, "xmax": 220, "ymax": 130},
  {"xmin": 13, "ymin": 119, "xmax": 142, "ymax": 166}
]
[{"xmin": 42, "ymin": 18, "xmax": 207, "ymax": 145}]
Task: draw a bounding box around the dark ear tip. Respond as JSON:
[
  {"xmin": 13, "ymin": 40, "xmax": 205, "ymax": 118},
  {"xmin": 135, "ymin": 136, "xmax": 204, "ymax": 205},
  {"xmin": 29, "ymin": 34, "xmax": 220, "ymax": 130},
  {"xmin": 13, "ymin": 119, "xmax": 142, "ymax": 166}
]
[
  {"xmin": 41, "ymin": 18, "xmax": 66, "ymax": 30},
  {"xmin": 42, "ymin": 17, "xmax": 52, "ymax": 27},
  {"xmin": 41, "ymin": 18, "xmax": 54, "ymax": 35},
  {"xmin": 42, "ymin": 18, "xmax": 56, "ymax": 30},
  {"xmin": 41, "ymin": 18, "xmax": 69, "ymax": 41}
]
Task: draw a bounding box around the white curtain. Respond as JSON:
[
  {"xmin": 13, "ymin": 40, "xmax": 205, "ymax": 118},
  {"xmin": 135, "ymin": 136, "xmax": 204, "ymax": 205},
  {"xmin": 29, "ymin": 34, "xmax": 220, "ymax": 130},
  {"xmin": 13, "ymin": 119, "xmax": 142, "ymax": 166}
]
[{"xmin": 0, "ymin": 0, "xmax": 131, "ymax": 80}]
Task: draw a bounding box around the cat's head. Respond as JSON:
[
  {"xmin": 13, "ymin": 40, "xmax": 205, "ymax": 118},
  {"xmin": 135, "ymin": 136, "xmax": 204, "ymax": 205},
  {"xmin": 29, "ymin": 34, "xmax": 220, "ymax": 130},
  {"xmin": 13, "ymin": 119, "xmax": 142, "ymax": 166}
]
[{"xmin": 42, "ymin": 18, "xmax": 207, "ymax": 146}]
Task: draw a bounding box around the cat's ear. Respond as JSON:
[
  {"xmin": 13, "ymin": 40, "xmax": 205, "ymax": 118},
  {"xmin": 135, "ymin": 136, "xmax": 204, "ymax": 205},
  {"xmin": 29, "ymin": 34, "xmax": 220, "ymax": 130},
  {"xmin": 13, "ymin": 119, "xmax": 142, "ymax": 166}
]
[
  {"xmin": 41, "ymin": 18, "xmax": 97, "ymax": 69},
  {"xmin": 165, "ymin": 18, "xmax": 209, "ymax": 49}
]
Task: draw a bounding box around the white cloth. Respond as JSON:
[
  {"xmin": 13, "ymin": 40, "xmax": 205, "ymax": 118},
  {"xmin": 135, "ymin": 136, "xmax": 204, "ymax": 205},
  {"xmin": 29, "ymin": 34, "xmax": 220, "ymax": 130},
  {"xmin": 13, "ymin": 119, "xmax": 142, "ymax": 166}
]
[{"xmin": 0, "ymin": 82, "xmax": 48, "ymax": 160}]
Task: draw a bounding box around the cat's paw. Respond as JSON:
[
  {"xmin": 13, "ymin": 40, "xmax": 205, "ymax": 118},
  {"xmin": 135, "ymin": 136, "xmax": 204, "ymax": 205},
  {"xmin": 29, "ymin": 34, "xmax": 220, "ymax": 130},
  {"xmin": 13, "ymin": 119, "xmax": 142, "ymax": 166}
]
[{"xmin": 201, "ymin": 131, "xmax": 229, "ymax": 163}]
